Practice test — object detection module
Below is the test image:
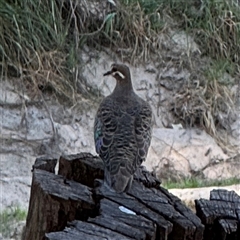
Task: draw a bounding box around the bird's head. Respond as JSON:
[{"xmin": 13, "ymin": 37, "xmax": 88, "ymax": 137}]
[{"xmin": 103, "ymin": 63, "xmax": 131, "ymax": 82}]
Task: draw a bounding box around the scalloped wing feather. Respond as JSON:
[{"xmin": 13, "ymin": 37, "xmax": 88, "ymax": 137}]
[{"xmin": 94, "ymin": 95, "xmax": 152, "ymax": 192}]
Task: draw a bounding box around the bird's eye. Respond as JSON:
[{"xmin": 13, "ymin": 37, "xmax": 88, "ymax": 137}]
[{"xmin": 112, "ymin": 67, "xmax": 117, "ymax": 72}]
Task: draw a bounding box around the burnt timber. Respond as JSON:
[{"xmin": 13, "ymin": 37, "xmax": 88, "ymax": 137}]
[{"xmin": 23, "ymin": 153, "xmax": 240, "ymax": 240}]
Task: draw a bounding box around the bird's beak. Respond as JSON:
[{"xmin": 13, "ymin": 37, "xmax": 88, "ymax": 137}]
[{"xmin": 103, "ymin": 70, "xmax": 112, "ymax": 76}]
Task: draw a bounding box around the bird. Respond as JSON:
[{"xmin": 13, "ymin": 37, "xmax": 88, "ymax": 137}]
[{"xmin": 94, "ymin": 63, "xmax": 152, "ymax": 193}]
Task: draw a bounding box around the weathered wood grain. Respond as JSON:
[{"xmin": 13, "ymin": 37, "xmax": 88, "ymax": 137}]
[
  {"xmin": 195, "ymin": 199, "xmax": 237, "ymax": 225},
  {"xmin": 196, "ymin": 189, "xmax": 240, "ymax": 240},
  {"xmin": 24, "ymin": 153, "xmax": 207, "ymax": 240},
  {"xmin": 88, "ymin": 215, "xmax": 147, "ymax": 240},
  {"xmin": 58, "ymin": 153, "xmax": 104, "ymax": 187},
  {"xmin": 210, "ymin": 189, "xmax": 240, "ymax": 203},
  {"xmin": 46, "ymin": 220, "xmax": 133, "ymax": 240},
  {"xmin": 32, "ymin": 156, "xmax": 57, "ymax": 173},
  {"xmin": 59, "ymin": 153, "xmax": 161, "ymax": 188},
  {"xmin": 130, "ymin": 182, "xmax": 204, "ymax": 240},
  {"xmin": 218, "ymin": 219, "xmax": 238, "ymax": 235},
  {"xmin": 23, "ymin": 169, "xmax": 96, "ymax": 240},
  {"xmin": 99, "ymin": 198, "xmax": 157, "ymax": 240},
  {"xmin": 134, "ymin": 166, "xmax": 161, "ymax": 188},
  {"xmin": 94, "ymin": 179, "xmax": 173, "ymax": 227}
]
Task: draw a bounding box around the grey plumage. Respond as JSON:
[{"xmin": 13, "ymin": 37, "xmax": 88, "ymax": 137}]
[{"xmin": 94, "ymin": 63, "xmax": 152, "ymax": 193}]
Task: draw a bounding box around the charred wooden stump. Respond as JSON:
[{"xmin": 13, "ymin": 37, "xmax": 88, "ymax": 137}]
[
  {"xmin": 24, "ymin": 153, "xmax": 205, "ymax": 240},
  {"xmin": 196, "ymin": 189, "xmax": 240, "ymax": 240},
  {"xmin": 22, "ymin": 156, "xmax": 96, "ymax": 240}
]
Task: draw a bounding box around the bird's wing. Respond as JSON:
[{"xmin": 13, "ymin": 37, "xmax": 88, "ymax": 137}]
[
  {"xmin": 94, "ymin": 100, "xmax": 117, "ymax": 157},
  {"xmin": 95, "ymin": 100, "xmax": 136, "ymax": 192},
  {"xmin": 134, "ymin": 101, "xmax": 152, "ymax": 166}
]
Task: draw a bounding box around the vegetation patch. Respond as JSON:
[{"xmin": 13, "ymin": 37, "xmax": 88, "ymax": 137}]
[
  {"xmin": 0, "ymin": 205, "xmax": 27, "ymax": 238},
  {"xmin": 162, "ymin": 176, "xmax": 240, "ymax": 189},
  {"xmin": 160, "ymin": 0, "xmax": 240, "ymax": 63},
  {"xmin": 0, "ymin": 0, "xmax": 79, "ymax": 100},
  {"xmin": 0, "ymin": 0, "xmax": 239, "ymax": 147}
]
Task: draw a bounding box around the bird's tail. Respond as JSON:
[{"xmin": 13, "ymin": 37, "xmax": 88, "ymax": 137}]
[{"xmin": 104, "ymin": 166, "xmax": 133, "ymax": 193}]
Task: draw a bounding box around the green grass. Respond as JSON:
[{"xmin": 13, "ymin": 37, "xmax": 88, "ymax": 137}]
[
  {"xmin": 162, "ymin": 177, "xmax": 240, "ymax": 189},
  {"xmin": 200, "ymin": 58, "xmax": 236, "ymax": 136},
  {"xmin": 0, "ymin": 0, "xmax": 78, "ymax": 100},
  {"xmin": 0, "ymin": 0, "xmax": 239, "ymax": 142},
  {"xmin": 0, "ymin": 205, "xmax": 27, "ymax": 238},
  {"xmin": 110, "ymin": 0, "xmax": 240, "ymax": 68},
  {"xmin": 100, "ymin": 0, "xmax": 239, "ymax": 143},
  {"xmin": 1, "ymin": 0, "xmax": 239, "ymax": 95},
  {"xmin": 156, "ymin": 0, "xmax": 239, "ymax": 62}
]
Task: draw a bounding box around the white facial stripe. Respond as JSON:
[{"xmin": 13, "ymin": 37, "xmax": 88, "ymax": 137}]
[{"xmin": 112, "ymin": 71, "xmax": 125, "ymax": 79}]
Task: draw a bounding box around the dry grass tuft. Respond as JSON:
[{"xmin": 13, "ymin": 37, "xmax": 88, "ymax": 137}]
[
  {"xmin": 163, "ymin": 0, "xmax": 240, "ymax": 63},
  {"xmin": 0, "ymin": 0, "xmax": 79, "ymax": 101},
  {"xmin": 0, "ymin": 0, "xmax": 239, "ymax": 145}
]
